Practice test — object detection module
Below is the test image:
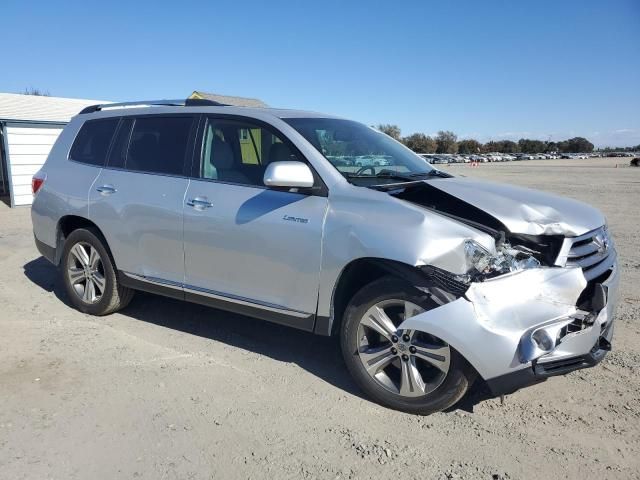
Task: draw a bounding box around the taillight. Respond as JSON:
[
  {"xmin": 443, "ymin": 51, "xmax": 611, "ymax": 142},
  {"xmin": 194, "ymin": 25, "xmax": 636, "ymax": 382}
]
[{"xmin": 32, "ymin": 172, "xmax": 47, "ymax": 195}]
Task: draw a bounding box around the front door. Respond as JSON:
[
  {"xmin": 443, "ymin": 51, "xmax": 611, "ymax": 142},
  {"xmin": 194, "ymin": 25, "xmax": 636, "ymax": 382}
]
[{"xmin": 183, "ymin": 116, "xmax": 328, "ymax": 328}]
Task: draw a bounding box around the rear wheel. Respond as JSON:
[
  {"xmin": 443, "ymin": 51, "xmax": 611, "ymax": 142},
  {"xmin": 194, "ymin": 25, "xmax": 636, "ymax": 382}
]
[
  {"xmin": 341, "ymin": 276, "xmax": 474, "ymax": 415},
  {"xmin": 61, "ymin": 228, "xmax": 134, "ymax": 315}
]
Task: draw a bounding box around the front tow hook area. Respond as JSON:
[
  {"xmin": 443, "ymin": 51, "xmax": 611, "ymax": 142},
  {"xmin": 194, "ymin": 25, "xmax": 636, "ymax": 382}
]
[
  {"xmin": 487, "ymin": 333, "xmax": 614, "ymax": 397},
  {"xmin": 533, "ymin": 333, "xmax": 612, "ymax": 378},
  {"xmin": 598, "ymin": 336, "xmax": 612, "ymax": 352}
]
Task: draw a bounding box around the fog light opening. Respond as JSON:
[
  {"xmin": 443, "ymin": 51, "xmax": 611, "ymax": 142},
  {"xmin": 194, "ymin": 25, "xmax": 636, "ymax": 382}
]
[{"xmin": 532, "ymin": 329, "xmax": 554, "ymax": 352}]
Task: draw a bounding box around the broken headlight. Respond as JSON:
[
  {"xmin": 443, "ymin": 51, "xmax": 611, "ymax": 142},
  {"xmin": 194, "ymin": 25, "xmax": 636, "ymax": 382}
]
[{"xmin": 463, "ymin": 239, "xmax": 540, "ymax": 281}]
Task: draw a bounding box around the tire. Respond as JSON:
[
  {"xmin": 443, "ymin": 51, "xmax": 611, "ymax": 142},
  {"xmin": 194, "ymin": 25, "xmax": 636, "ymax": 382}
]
[
  {"xmin": 61, "ymin": 228, "xmax": 134, "ymax": 316},
  {"xmin": 340, "ymin": 276, "xmax": 475, "ymax": 415}
]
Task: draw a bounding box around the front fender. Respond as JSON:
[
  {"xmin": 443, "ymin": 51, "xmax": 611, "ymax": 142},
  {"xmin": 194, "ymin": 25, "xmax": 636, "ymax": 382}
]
[{"xmin": 316, "ymin": 187, "xmax": 495, "ymax": 324}]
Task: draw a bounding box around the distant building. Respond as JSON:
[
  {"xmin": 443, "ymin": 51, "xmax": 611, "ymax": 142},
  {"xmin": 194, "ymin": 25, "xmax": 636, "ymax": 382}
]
[
  {"xmin": 0, "ymin": 93, "xmax": 107, "ymax": 206},
  {"xmin": 189, "ymin": 90, "xmax": 267, "ymax": 108}
]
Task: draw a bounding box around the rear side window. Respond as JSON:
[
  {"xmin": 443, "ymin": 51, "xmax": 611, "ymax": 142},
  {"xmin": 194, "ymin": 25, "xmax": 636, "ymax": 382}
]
[
  {"xmin": 106, "ymin": 118, "xmax": 134, "ymax": 169},
  {"xmin": 69, "ymin": 118, "xmax": 119, "ymax": 166},
  {"xmin": 125, "ymin": 116, "xmax": 194, "ymax": 175}
]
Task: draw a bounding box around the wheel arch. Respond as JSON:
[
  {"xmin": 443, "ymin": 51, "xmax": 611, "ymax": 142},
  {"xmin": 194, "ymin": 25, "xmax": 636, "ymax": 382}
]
[
  {"xmin": 54, "ymin": 215, "xmax": 114, "ymax": 266},
  {"xmin": 319, "ymin": 257, "xmax": 426, "ymax": 336}
]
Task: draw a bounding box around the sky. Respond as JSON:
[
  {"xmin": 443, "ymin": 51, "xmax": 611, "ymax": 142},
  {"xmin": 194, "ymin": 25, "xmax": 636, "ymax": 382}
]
[{"xmin": 1, "ymin": 0, "xmax": 639, "ymax": 147}]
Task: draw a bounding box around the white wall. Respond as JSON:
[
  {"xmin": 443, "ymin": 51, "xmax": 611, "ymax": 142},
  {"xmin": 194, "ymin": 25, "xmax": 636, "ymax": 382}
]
[{"xmin": 5, "ymin": 124, "xmax": 63, "ymax": 206}]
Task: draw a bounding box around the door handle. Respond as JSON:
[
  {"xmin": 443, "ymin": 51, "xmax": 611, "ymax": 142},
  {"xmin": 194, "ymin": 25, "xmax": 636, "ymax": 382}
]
[
  {"xmin": 96, "ymin": 185, "xmax": 117, "ymax": 195},
  {"xmin": 186, "ymin": 196, "xmax": 213, "ymax": 209}
]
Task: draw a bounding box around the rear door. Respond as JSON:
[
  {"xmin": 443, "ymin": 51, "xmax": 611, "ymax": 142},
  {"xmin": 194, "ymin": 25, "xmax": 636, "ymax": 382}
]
[
  {"xmin": 89, "ymin": 115, "xmax": 197, "ymax": 287},
  {"xmin": 182, "ymin": 116, "xmax": 328, "ymax": 328}
]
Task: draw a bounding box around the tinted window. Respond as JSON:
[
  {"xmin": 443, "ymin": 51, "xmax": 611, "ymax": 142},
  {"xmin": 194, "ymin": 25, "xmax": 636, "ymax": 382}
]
[
  {"xmin": 126, "ymin": 116, "xmax": 194, "ymax": 175},
  {"xmin": 106, "ymin": 118, "xmax": 133, "ymax": 169},
  {"xmin": 69, "ymin": 118, "xmax": 119, "ymax": 166},
  {"xmin": 200, "ymin": 119, "xmax": 299, "ymax": 186}
]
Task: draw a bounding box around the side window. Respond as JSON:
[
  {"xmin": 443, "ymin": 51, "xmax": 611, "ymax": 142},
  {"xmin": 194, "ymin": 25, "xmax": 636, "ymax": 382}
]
[
  {"xmin": 106, "ymin": 118, "xmax": 133, "ymax": 169},
  {"xmin": 125, "ymin": 116, "xmax": 194, "ymax": 175},
  {"xmin": 69, "ymin": 118, "xmax": 119, "ymax": 166},
  {"xmin": 200, "ymin": 119, "xmax": 299, "ymax": 186}
]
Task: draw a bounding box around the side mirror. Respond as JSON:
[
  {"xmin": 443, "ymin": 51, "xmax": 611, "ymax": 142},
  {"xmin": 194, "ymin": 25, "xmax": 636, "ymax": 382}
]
[{"xmin": 263, "ymin": 161, "xmax": 314, "ymax": 189}]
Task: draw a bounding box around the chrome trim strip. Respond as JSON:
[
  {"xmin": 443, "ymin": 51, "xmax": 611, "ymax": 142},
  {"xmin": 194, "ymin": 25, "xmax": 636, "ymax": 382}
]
[
  {"xmin": 569, "ymin": 250, "xmax": 611, "ymax": 269},
  {"xmin": 571, "ymin": 226, "xmax": 606, "ymax": 243},
  {"xmin": 123, "ymin": 272, "xmax": 183, "ymax": 289},
  {"xmin": 121, "ymin": 272, "xmax": 310, "ymax": 318},
  {"xmin": 568, "ymin": 242, "xmax": 600, "ymax": 258},
  {"xmin": 555, "ymin": 225, "xmax": 610, "ymax": 268},
  {"xmin": 582, "ymin": 249, "xmax": 617, "ymax": 281},
  {"xmin": 554, "ymin": 237, "xmax": 574, "ymax": 266}
]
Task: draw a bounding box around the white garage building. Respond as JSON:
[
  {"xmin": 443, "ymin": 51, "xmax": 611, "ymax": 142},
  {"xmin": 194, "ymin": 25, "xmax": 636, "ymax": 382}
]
[{"xmin": 0, "ymin": 93, "xmax": 106, "ymax": 207}]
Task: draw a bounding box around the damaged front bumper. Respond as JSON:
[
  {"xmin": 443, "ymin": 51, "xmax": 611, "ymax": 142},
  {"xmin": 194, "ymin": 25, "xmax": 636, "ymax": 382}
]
[{"xmin": 398, "ymin": 250, "xmax": 619, "ymax": 396}]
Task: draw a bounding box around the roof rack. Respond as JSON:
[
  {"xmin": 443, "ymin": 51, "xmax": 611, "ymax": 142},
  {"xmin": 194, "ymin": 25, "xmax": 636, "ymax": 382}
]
[
  {"xmin": 79, "ymin": 98, "xmax": 229, "ymax": 114},
  {"xmin": 184, "ymin": 98, "xmax": 228, "ymax": 107}
]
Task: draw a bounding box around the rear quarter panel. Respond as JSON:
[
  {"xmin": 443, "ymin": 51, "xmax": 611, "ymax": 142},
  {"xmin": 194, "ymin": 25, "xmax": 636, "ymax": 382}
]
[{"xmin": 31, "ymin": 117, "xmax": 102, "ymax": 247}]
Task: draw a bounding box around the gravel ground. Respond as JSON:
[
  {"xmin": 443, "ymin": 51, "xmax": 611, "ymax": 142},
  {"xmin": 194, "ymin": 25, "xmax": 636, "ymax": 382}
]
[{"xmin": 0, "ymin": 157, "xmax": 638, "ymax": 480}]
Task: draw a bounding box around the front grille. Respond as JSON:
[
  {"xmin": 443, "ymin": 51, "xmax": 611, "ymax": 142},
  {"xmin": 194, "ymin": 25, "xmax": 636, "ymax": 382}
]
[{"xmin": 565, "ymin": 227, "xmax": 614, "ymax": 281}]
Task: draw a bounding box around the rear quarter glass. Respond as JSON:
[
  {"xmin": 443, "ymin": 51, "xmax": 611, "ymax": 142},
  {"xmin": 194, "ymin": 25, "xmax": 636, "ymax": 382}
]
[{"xmin": 69, "ymin": 118, "xmax": 120, "ymax": 167}]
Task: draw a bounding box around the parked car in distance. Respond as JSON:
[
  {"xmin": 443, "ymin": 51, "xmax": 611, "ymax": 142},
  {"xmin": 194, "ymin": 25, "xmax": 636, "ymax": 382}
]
[
  {"xmin": 354, "ymin": 155, "xmax": 392, "ymax": 167},
  {"xmin": 31, "ymin": 98, "xmax": 620, "ymax": 415},
  {"xmin": 607, "ymin": 152, "xmax": 634, "ymax": 157},
  {"xmin": 432, "ymin": 155, "xmax": 449, "ymax": 164}
]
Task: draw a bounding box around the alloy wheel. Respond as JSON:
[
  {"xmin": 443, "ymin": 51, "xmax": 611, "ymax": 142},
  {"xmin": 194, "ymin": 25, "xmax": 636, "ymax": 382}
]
[
  {"xmin": 357, "ymin": 299, "xmax": 450, "ymax": 397},
  {"xmin": 66, "ymin": 242, "xmax": 106, "ymax": 304}
]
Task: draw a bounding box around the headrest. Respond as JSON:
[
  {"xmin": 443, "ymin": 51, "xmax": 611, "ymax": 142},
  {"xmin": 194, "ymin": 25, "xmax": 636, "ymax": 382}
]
[
  {"xmin": 211, "ymin": 139, "xmax": 234, "ymax": 169},
  {"xmin": 267, "ymin": 142, "xmax": 294, "ymax": 164}
]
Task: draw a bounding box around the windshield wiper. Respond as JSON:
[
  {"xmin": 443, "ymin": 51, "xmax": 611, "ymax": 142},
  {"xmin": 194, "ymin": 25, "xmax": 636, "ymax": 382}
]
[
  {"xmin": 345, "ymin": 169, "xmax": 451, "ymax": 183},
  {"xmin": 344, "ymin": 171, "xmax": 417, "ymax": 182},
  {"xmin": 409, "ymin": 170, "xmax": 451, "ymax": 178}
]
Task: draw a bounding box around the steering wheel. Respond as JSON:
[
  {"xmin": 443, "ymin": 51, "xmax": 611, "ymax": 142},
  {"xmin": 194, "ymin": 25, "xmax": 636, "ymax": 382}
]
[{"xmin": 355, "ymin": 166, "xmax": 376, "ymax": 176}]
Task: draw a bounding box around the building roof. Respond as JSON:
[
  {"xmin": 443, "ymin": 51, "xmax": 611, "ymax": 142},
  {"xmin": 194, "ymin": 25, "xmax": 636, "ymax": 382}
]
[
  {"xmin": 189, "ymin": 90, "xmax": 267, "ymax": 108},
  {"xmin": 0, "ymin": 93, "xmax": 109, "ymax": 123}
]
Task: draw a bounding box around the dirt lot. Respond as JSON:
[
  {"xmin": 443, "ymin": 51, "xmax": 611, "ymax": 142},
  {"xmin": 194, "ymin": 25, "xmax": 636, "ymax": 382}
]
[{"xmin": 1, "ymin": 157, "xmax": 639, "ymax": 480}]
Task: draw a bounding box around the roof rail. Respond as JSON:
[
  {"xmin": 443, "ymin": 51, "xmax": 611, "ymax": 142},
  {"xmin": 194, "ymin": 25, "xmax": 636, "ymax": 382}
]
[
  {"xmin": 79, "ymin": 98, "xmax": 228, "ymax": 114},
  {"xmin": 184, "ymin": 98, "xmax": 228, "ymax": 107}
]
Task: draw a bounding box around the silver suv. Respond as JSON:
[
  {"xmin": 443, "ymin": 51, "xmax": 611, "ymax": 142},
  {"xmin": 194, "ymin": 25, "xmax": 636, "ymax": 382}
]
[{"xmin": 31, "ymin": 99, "xmax": 619, "ymax": 414}]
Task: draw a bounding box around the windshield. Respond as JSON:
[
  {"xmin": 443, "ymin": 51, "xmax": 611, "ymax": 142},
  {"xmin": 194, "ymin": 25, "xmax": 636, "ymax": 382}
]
[{"xmin": 283, "ymin": 118, "xmax": 436, "ymax": 185}]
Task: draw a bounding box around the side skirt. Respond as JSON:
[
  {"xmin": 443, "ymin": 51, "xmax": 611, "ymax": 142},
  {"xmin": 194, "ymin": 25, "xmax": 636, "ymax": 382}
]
[{"xmin": 118, "ymin": 271, "xmax": 316, "ymax": 333}]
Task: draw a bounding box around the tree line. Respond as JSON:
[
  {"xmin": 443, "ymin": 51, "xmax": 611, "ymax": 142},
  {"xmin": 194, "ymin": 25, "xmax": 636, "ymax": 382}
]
[
  {"xmin": 598, "ymin": 145, "xmax": 640, "ymax": 153},
  {"xmin": 375, "ymin": 124, "xmax": 597, "ymax": 154}
]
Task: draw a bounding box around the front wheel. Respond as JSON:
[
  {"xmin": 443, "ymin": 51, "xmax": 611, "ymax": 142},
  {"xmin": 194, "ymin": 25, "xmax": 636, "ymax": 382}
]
[{"xmin": 340, "ymin": 277, "xmax": 474, "ymax": 415}]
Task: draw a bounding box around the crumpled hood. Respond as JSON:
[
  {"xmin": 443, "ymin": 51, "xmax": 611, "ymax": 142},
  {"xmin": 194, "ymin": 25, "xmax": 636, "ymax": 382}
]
[{"xmin": 426, "ymin": 177, "xmax": 605, "ymax": 236}]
